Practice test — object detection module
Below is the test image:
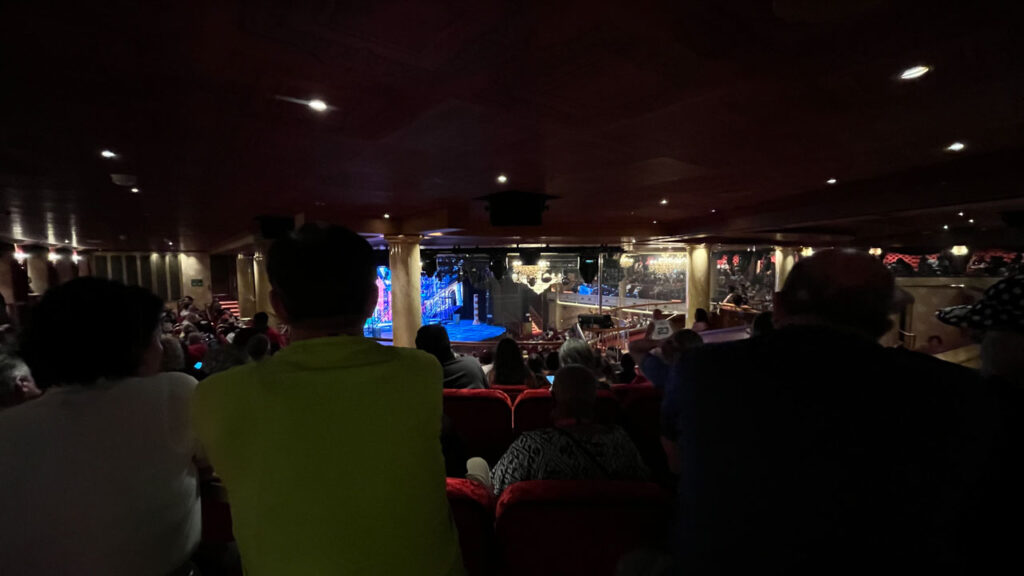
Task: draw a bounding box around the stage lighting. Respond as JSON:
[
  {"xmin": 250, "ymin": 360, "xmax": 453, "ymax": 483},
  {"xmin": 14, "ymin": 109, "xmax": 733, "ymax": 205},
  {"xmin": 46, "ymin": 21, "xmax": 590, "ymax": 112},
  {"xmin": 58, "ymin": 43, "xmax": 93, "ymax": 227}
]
[{"xmin": 489, "ymin": 253, "xmax": 507, "ymax": 281}]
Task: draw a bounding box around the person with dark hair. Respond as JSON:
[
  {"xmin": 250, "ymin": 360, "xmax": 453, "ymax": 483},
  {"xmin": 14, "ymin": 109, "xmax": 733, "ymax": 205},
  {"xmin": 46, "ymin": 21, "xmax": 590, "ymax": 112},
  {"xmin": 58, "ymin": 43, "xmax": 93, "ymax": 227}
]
[
  {"xmin": 664, "ymin": 249, "xmax": 1000, "ymax": 574},
  {"xmin": 416, "ymin": 324, "xmax": 486, "ymax": 389},
  {"xmin": 526, "ymin": 352, "xmax": 547, "ymax": 388},
  {"xmin": 0, "ymin": 354, "xmax": 40, "ymax": 408},
  {"xmin": 691, "ymin": 307, "xmax": 711, "ymax": 332},
  {"xmin": 0, "ymin": 277, "xmax": 200, "ymax": 575},
  {"xmin": 488, "ymin": 337, "xmax": 535, "ymax": 387},
  {"xmin": 544, "ymin": 349, "xmax": 561, "ymax": 374},
  {"xmin": 251, "ymin": 310, "xmax": 286, "ymax": 352},
  {"xmin": 478, "ymin": 348, "xmax": 495, "ymax": 377},
  {"xmin": 750, "ymin": 310, "xmax": 774, "ymax": 337},
  {"xmin": 193, "ymin": 224, "xmax": 463, "ymax": 575},
  {"xmin": 488, "ymin": 365, "xmax": 648, "ymax": 494},
  {"xmin": 616, "ymin": 353, "xmax": 637, "ymax": 384}
]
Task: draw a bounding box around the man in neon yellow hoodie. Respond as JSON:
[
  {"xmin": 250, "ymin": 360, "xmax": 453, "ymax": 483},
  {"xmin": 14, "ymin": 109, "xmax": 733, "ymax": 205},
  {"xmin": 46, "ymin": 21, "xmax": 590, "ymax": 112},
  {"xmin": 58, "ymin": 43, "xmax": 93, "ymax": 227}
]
[{"xmin": 195, "ymin": 224, "xmax": 463, "ymax": 575}]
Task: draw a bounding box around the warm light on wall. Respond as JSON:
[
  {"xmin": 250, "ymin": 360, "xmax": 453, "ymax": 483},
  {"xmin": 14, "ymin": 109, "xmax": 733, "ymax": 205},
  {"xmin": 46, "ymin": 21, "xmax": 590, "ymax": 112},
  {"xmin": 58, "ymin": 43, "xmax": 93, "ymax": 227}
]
[
  {"xmin": 619, "ymin": 254, "xmax": 634, "ymax": 268},
  {"xmin": 800, "ymin": 247, "xmax": 814, "ymax": 257},
  {"xmin": 868, "ymin": 247, "xmax": 883, "ymax": 256},
  {"xmin": 71, "ymin": 251, "xmax": 82, "ymax": 264},
  {"xmin": 13, "ymin": 245, "xmax": 27, "ymax": 263},
  {"xmin": 48, "ymin": 251, "xmax": 61, "ymax": 262},
  {"xmin": 950, "ymin": 245, "xmax": 969, "ymax": 256}
]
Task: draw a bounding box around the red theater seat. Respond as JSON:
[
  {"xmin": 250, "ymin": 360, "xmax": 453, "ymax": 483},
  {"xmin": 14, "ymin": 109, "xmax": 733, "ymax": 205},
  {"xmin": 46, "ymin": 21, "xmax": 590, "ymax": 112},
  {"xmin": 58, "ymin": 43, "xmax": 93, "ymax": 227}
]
[
  {"xmin": 443, "ymin": 389, "xmax": 514, "ymax": 465},
  {"xmin": 495, "ymin": 480, "xmax": 671, "ymax": 576},
  {"xmin": 446, "ymin": 478, "xmax": 496, "ymax": 576},
  {"xmin": 490, "ymin": 384, "xmax": 528, "ymax": 402},
  {"xmin": 513, "ymin": 389, "xmax": 621, "ymax": 434}
]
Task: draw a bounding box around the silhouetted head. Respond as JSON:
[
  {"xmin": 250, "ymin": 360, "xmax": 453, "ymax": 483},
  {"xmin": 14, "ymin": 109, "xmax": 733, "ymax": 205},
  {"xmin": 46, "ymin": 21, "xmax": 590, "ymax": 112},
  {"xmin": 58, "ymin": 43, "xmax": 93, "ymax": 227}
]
[
  {"xmin": 21, "ymin": 277, "xmax": 164, "ymax": 388},
  {"xmin": 620, "ymin": 353, "xmax": 636, "ymax": 372},
  {"xmin": 552, "ymin": 364, "xmax": 598, "ymax": 422},
  {"xmin": 492, "ymin": 337, "xmax": 529, "ymax": 385},
  {"xmin": 558, "ymin": 338, "xmax": 598, "ymax": 370},
  {"xmin": 252, "ymin": 311, "xmax": 270, "ymax": 330},
  {"xmin": 774, "ymin": 249, "xmax": 895, "ymax": 339},
  {"xmin": 268, "ymin": 223, "xmax": 376, "ymax": 334},
  {"xmin": 751, "ymin": 311, "xmax": 774, "ymax": 337},
  {"xmin": 416, "ymin": 324, "xmax": 455, "ymax": 363},
  {"xmin": 694, "ymin": 308, "xmax": 710, "ymax": 323}
]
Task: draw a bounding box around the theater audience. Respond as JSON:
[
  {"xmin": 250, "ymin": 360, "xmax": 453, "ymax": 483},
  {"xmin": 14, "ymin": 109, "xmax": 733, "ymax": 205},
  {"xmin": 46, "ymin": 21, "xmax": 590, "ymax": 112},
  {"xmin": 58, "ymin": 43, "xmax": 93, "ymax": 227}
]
[
  {"xmin": 0, "ymin": 354, "xmax": 40, "ymax": 408},
  {"xmin": 616, "ymin": 353, "xmax": 637, "ymax": 384},
  {"xmin": 544, "ymin": 349, "xmax": 561, "ymax": 374},
  {"xmin": 489, "ymin": 365, "xmax": 649, "ymax": 495},
  {"xmin": 558, "ymin": 338, "xmax": 611, "ymax": 389},
  {"xmin": 488, "ymin": 337, "xmax": 536, "ymax": 388},
  {"xmin": 750, "ymin": 310, "xmax": 774, "ymax": 336},
  {"xmin": 186, "ymin": 331, "xmax": 208, "ymax": 365},
  {"xmin": 416, "ymin": 324, "xmax": 487, "ymax": 389},
  {"xmin": 0, "ymin": 277, "xmax": 200, "ymax": 575},
  {"xmin": 159, "ymin": 334, "xmax": 186, "ymax": 372},
  {"xmin": 664, "ymin": 249, "xmax": 1001, "ymax": 574},
  {"xmin": 193, "ymin": 224, "xmax": 463, "ymax": 575},
  {"xmin": 526, "ymin": 353, "xmax": 547, "ymax": 387},
  {"xmin": 690, "ymin": 307, "xmax": 711, "ymax": 332},
  {"xmin": 938, "ymin": 274, "xmax": 1024, "ymax": 386},
  {"xmin": 251, "ymin": 311, "xmax": 286, "ymax": 352},
  {"xmin": 478, "ymin": 348, "xmax": 495, "ymax": 376},
  {"xmin": 629, "ymin": 328, "xmax": 703, "ymax": 390},
  {"xmin": 245, "ymin": 333, "xmax": 271, "ymax": 362}
]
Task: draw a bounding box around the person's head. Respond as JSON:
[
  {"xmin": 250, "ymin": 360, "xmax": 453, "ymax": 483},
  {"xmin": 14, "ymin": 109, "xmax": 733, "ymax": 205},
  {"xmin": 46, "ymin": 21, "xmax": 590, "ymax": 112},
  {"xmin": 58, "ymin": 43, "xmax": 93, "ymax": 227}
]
[
  {"xmin": 551, "ymin": 364, "xmax": 598, "ymax": 422},
  {"xmin": 620, "ymin": 353, "xmax": 636, "ymax": 372},
  {"xmin": 187, "ymin": 332, "xmax": 203, "ymax": 345},
  {"xmin": 527, "ymin": 353, "xmax": 545, "ymax": 375},
  {"xmin": 492, "ymin": 338, "xmax": 528, "ymax": 384},
  {"xmin": 416, "ymin": 324, "xmax": 455, "ymax": 363},
  {"xmin": 21, "ymin": 277, "xmax": 164, "ymax": 388},
  {"xmin": 267, "ymin": 223, "xmax": 377, "ymax": 334},
  {"xmin": 751, "ymin": 311, "xmax": 774, "ymax": 337},
  {"xmin": 0, "ymin": 355, "xmax": 41, "ymax": 407},
  {"xmin": 252, "ymin": 311, "xmax": 270, "ymax": 330},
  {"xmin": 246, "ymin": 333, "xmax": 271, "ymax": 361},
  {"xmin": 773, "ymin": 249, "xmax": 895, "ymax": 339},
  {"xmin": 159, "ymin": 335, "xmax": 185, "ymax": 372},
  {"xmin": 544, "ymin": 350, "xmax": 561, "ymax": 372},
  {"xmin": 694, "ymin": 308, "xmax": 710, "ymax": 324},
  {"xmin": 558, "ymin": 338, "xmax": 598, "ymax": 371},
  {"xmin": 663, "ymin": 329, "xmax": 704, "ymax": 363}
]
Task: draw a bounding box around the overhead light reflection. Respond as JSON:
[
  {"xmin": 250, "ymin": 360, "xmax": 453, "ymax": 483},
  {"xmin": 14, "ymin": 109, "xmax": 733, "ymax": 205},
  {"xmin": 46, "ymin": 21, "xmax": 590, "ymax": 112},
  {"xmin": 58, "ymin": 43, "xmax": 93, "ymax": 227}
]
[{"xmin": 899, "ymin": 65, "xmax": 930, "ymax": 80}]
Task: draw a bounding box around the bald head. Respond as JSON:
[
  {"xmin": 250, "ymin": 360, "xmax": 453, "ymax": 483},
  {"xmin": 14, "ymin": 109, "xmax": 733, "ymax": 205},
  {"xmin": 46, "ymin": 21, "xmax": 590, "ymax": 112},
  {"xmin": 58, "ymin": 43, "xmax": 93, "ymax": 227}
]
[
  {"xmin": 551, "ymin": 364, "xmax": 598, "ymax": 422},
  {"xmin": 774, "ymin": 249, "xmax": 894, "ymax": 338}
]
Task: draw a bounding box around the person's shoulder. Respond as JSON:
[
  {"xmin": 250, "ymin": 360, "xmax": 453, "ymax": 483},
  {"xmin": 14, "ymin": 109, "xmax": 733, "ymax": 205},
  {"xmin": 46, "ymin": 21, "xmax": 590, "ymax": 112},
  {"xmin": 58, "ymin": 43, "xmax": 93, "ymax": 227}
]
[
  {"xmin": 883, "ymin": 346, "xmax": 982, "ymax": 382},
  {"xmin": 148, "ymin": 370, "xmax": 199, "ymax": 391},
  {"xmin": 390, "ymin": 346, "xmax": 442, "ymax": 369}
]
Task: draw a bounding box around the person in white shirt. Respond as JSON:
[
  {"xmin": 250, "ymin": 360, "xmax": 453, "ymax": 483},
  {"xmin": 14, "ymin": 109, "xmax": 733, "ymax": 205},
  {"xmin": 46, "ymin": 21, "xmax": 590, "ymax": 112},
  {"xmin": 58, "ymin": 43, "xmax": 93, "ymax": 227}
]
[{"xmin": 0, "ymin": 277, "xmax": 201, "ymax": 576}]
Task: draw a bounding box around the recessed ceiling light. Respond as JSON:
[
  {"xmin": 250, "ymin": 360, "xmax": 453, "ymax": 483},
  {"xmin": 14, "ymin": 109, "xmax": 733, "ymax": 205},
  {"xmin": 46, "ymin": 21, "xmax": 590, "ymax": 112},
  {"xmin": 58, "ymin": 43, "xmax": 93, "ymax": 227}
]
[
  {"xmin": 308, "ymin": 99, "xmax": 328, "ymax": 112},
  {"xmin": 710, "ymin": 209, "xmax": 717, "ymax": 213},
  {"xmin": 100, "ymin": 150, "xmax": 117, "ymax": 159},
  {"xmin": 968, "ymin": 219, "xmax": 975, "ymax": 224},
  {"xmin": 826, "ymin": 178, "xmax": 837, "ymax": 185},
  {"xmin": 383, "ymin": 213, "xmax": 391, "ymax": 219},
  {"xmin": 64, "ymin": 238, "xmax": 69, "ymax": 243},
  {"xmin": 899, "ymin": 65, "xmax": 930, "ymax": 80},
  {"xmin": 652, "ymin": 220, "xmax": 658, "ymax": 224},
  {"xmin": 660, "ymin": 199, "xmax": 668, "ymax": 205},
  {"xmin": 496, "ymin": 174, "xmax": 508, "ymax": 184},
  {"xmin": 942, "ymin": 224, "xmax": 949, "ymax": 230},
  {"xmin": 945, "ymin": 142, "xmax": 965, "ymax": 152},
  {"xmin": 130, "ymin": 187, "xmax": 140, "ymax": 193},
  {"xmin": 957, "ymin": 211, "xmax": 964, "ymax": 217}
]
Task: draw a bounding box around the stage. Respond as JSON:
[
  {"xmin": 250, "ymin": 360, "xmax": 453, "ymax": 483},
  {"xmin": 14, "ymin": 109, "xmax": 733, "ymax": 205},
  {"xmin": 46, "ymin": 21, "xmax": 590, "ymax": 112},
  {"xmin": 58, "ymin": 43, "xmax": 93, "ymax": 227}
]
[{"xmin": 369, "ymin": 319, "xmax": 507, "ymax": 343}]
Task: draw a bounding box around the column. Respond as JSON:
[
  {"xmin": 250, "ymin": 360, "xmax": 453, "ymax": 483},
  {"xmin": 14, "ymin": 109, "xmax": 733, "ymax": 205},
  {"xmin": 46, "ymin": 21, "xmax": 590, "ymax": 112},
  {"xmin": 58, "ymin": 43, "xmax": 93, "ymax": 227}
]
[
  {"xmin": 236, "ymin": 254, "xmax": 256, "ymax": 319},
  {"xmin": 686, "ymin": 244, "xmax": 711, "ymax": 329},
  {"xmin": 252, "ymin": 250, "xmax": 274, "ymax": 322},
  {"xmin": 774, "ymin": 247, "xmax": 797, "ymax": 292},
  {"xmin": 26, "ymin": 256, "xmax": 49, "ymax": 296},
  {"xmin": 78, "ymin": 255, "xmax": 91, "ymax": 277},
  {"xmin": 386, "ymin": 235, "xmax": 422, "ymax": 348}
]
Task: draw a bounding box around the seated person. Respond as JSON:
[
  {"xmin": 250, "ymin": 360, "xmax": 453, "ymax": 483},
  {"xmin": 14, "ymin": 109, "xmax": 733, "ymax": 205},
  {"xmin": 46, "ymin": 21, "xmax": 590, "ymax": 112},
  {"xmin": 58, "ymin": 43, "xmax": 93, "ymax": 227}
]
[
  {"xmin": 616, "ymin": 353, "xmax": 638, "ymax": 384},
  {"xmin": 488, "ymin": 337, "xmax": 536, "ymax": 388},
  {"xmin": 558, "ymin": 338, "xmax": 611, "ymax": 389},
  {"xmin": 0, "ymin": 354, "xmax": 41, "ymax": 409},
  {"xmin": 416, "ymin": 324, "xmax": 486, "ymax": 389},
  {"xmin": 1, "ymin": 277, "xmax": 200, "ymax": 575},
  {"xmin": 526, "ymin": 353, "xmax": 547, "ymax": 388},
  {"xmin": 489, "ymin": 365, "xmax": 649, "ymax": 495},
  {"xmin": 629, "ymin": 328, "xmax": 703, "ymax": 389}
]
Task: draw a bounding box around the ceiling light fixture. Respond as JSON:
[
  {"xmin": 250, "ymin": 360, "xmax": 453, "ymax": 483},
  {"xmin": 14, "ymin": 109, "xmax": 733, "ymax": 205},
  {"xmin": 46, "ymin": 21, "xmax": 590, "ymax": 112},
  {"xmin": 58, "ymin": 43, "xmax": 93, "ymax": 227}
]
[
  {"xmin": 943, "ymin": 224, "xmax": 949, "ymax": 230},
  {"xmin": 968, "ymin": 219, "xmax": 975, "ymax": 224},
  {"xmin": 308, "ymin": 99, "xmax": 328, "ymax": 112},
  {"xmin": 868, "ymin": 247, "xmax": 883, "ymax": 256},
  {"xmin": 957, "ymin": 211, "xmax": 964, "ymax": 217},
  {"xmin": 130, "ymin": 187, "xmax": 140, "ymax": 193},
  {"xmin": 428, "ymin": 232, "xmax": 443, "ymax": 237},
  {"xmin": 100, "ymin": 150, "xmax": 117, "ymax": 159},
  {"xmin": 826, "ymin": 178, "xmax": 837, "ymax": 185},
  {"xmin": 899, "ymin": 65, "xmax": 930, "ymax": 80},
  {"xmin": 496, "ymin": 174, "xmax": 508, "ymax": 184},
  {"xmin": 951, "ymin": 245, "xmax": 969, "ymax": 256},
  {"xmin": 652, "ymin": 220, "xmax": 658, "ymax": 224},
  {"xmin": 71, "ymin": 251, "xmax": 81, "ymax": 264},
  {"xmin": 13, "ymin": 245, "xmax": 27, "ymax": 263},
  {"xmin": 660, "ymin": 199, "xmax": 668, "ymax": 205},
  {"xmin": 48, "ymin": 251, "xmax": 61, "ymax": 262},
  {"xmin": 710, "ymin": 209, "xmax": 717, "ymax": 213},
  {"xmin": 383, "ymin": 213, "xmax": 391, "ymax": 219},
  {"xmin": 945, "ymin": 142, "xmax": 965, "ymax": 152}
]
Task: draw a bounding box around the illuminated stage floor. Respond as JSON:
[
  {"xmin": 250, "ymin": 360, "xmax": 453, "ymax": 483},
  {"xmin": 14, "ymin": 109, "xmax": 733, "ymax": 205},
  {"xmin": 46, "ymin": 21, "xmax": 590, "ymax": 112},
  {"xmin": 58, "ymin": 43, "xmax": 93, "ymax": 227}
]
[{"xmin": 374, "ymin": 319, "xmax": 507, "ymax": 343}]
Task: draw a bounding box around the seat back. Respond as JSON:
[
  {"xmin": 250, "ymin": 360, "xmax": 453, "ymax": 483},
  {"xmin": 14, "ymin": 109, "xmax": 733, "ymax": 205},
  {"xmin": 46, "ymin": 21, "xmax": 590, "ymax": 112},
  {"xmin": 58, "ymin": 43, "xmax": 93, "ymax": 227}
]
[
  {"xmin": 620, "ymin": 386, "xmax": 670, "ymax": 484},
  {"xmin": 495, "ymin": 480, "xmax": 671, "ymax": 576},
  {"xmin": 514, "ymin": 389, "xmax": 622, "ymax": 434},
  {"xmin": 446, "ymin": 478, "xmax": 496, "ymax": 576},
  {"xmin": 443, "ymin": 389, "xmax": 514, "ymax": 465},
  {"xmin": 491, "ymin": 384, "xmax": 529, "ymax": 402}
]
